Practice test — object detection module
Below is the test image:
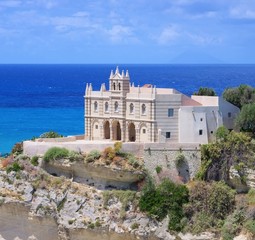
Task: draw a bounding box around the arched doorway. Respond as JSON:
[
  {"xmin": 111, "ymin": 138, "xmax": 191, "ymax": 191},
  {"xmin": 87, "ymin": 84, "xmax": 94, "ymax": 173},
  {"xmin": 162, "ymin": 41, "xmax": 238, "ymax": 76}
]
[
  {"xmin": 104, "ymin": 121, "xmax": 110, "ymax": 139},
  {"xmin": 112, "ymin": 121, "xmax": 121, "ymax": 140},
  {"xmin": 128, "ymin": 123, "xmax": 136, "ymax": 142}
]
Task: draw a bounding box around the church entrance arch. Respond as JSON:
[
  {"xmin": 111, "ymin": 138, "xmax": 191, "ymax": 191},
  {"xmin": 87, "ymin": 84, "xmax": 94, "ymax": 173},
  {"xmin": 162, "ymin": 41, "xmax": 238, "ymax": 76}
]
[
  {"xmin": 128, "ymin": 123, "xmax": 136, "ymax": 142},
  {"xmin": 104, "ymin": 121, "xmax": 110, "ymax": 139},
  {"xmin": 112, "ymin": 121, "xmax": 121, "ymax": 141}
]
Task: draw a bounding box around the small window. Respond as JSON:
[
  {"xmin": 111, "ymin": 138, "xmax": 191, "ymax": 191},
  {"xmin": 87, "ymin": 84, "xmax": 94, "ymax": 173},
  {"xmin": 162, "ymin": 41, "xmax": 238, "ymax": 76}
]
[
  {"xmin": 168, "ymin": 108, "xmax": 174, "ymax": 117},
  {"xmin": 143, "ymin": 129, "xmax": 146, "ymax": 134},
  {"xmin": 113, "ymin": 82, "xmax": 116, "ymax": 90},
  {"xmin": 118, "ymin": 82, "xmax": 121, "ymax": 90},
  {"xmin": 228, "ymin": 112, "xmax": 231, "ymax": 118},
  {"xmin": 211, "ymin": 131, "xmax": 213, "ymax": 134},
  {"xmin": 199, "ymin": 129, "xmax": 203, "ymax": 135},
  {"xmin": 130, "ymin": 103, "xmax": 134, "ymax": 114},
  {"xmin": 105, "ymin": 102, "xmax": 109, "ymax": 112},
  {"xmin": 166, "ymin": 132, "xmax": 171, "ymax": 138},
  {"xmin": 200, "ymin": 118, "xmax": 203, "ymax": 121},
  {"xmin": 95, "ymin": 125, "xmax": 98, "ymax": 129},
  {"xmin": 94, "ymin": 101, "xmax": 98, "ymax": 112},
  {"xmin": 142, "ymin": 104, "xmax": 146, "ymax": 115},
  {"xmin": 114, "ymin": 101, "xmax": 119, "ymax": 112}
]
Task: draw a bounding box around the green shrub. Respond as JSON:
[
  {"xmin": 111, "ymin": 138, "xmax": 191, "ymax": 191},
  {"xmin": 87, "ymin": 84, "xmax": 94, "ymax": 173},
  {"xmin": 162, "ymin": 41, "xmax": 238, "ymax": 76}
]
[
  {"xmin": 155, "ymin": 165, "xmax": 162, "ymax": 174},
  {"xmin": 31, "ymin": 156, "xmax": 39, "ymax": 166},
  {"xmin": 131, "ymin": 222, "xmax": 139, "ymax": 230},
  {"xmin": 114, "ymin": 142, "xmax": 122, "ymax": 153},
  {"xmin": 68, "ymin": 151, "xmax": 83, "ymax": 162},
  {"xmin": 175, "ymin": 153, "xmax": 185, "ymax": 167},
  {"xmin": 244, "ymin": 219, "xmax": 255, "ymax": 234},
  {"xmin": 43, "ymin": 147, "xmax": 69, "ymax": 162},
  {"xmin": 6, "ymin": 162, "xmax": 23, "ymax": 173},
  {"xmin": 248, "ymin": 188, "xmax": 255, "ymax": 205},
  {"xmin": 221, "ymin": 209, "xmax": 245, "ymax": 240},
  {"xmin": 40, "ymin": 131, "xmax": 63, "ymax": 138},
  {"xmin": 88, "ymin": 222, "xmax": 95, "ymax": 229},
  {"xmin": 95, "ymin": 220, "xmax": 101, "ymax": 227},
  {"xmin": 128, "ymin": 154, "xmax": 140, "ymax": 168},
  {"xmin": 139, "ymin": 178, "xmax": 189, "ymax": 231},
  {"xmin": 85, "ymin": 150, "xmax": 101, "ymax": 163},
  {"xmin": 103, "ymin": 147, "xmax": 115, "ymax": 160}
]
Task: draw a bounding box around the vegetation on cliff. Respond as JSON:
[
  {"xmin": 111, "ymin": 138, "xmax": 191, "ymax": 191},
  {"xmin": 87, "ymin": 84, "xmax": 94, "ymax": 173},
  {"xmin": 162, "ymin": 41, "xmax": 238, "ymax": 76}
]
[{"xmin": 223, "ymin": 84, "xmax": 255, "ymax": 109}]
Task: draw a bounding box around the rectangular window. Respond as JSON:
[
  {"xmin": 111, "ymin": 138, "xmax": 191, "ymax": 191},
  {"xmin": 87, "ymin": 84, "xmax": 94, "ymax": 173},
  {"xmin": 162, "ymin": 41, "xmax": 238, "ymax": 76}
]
[
  {"xmin": 228, "ymin": 112, "xmax": 232, "ymax": 118},
  {"xmin": 168, "ymin": 108, "xmax": 174, "ymax": 117},
  {"xmin": 199, "ymin": 129, "xmax": 203, "ymax": 135},
  {"xmin": 166, "ymin": 132, "xmax": 171, "ymax": 138},
  {"xmin": 143, "ymin": 129, "xmax": 146, "ymax": 134}
]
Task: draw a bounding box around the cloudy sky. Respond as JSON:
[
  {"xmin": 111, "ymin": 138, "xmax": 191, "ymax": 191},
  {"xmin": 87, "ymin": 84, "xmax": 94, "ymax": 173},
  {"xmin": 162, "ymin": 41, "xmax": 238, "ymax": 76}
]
[{"xmin": 0, "ymin": 0, "xmax": 255, "ymax": 63}]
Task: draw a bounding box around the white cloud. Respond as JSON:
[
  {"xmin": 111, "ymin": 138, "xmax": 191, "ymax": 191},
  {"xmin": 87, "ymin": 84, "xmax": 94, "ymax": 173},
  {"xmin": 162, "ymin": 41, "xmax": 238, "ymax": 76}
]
[
  {"xmin": 157, "ymin": 26, "xmax": 179, "ymax": 44},
  {"xmin": 26, "ymin": 0, "xmax": 58, "ymax": 9},
  {"xmin": 0, "ymin": 1, "xmax": 21, "ymax": 8},
  {"xmin": 188, "ymin": 33, "xmax": 222, "ymax": 45},
  {"xmin": 73, "ymin": 12, "xmax": 90, "ymax": 18},
  {"xmin": 230, "ymin": 5, "xmax": 255, "ymax": 19},
  {"xmin": 106, "ymin": 25, "xmax": 134, "ymax": 43}
]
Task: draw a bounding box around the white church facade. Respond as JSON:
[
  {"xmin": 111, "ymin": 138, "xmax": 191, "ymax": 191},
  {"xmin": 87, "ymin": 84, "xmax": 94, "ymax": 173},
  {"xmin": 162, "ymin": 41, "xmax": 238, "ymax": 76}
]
[{"xmin": 84, "ymin": 67, "xmax": 239, "ymax": 144}]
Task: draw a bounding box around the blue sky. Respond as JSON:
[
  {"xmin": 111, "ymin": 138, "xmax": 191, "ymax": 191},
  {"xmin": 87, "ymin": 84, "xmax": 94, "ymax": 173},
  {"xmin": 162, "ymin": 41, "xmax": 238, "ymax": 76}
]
[{"xmin": 0, "ymin": 0, "xmax": 255, "ymax": 63}]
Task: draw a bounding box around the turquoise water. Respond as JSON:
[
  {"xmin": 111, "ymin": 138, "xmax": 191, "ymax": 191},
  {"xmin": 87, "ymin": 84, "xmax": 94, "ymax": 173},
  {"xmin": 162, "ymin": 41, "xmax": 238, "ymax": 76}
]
[{"xmin": 0, "ymin": 107, "xmax": 83, "ymax": 154}]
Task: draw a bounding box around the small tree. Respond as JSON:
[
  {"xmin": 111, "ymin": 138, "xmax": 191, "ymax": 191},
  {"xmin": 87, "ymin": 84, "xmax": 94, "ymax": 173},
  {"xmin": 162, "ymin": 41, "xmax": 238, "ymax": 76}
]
[
  {"xmin": 223, "ymin": 84, "xmax": 255, "ymax": 109},
  {"xmin": 193, "ymin": 87, "xmax": 216, "ymax": 96},
  {"xmin": 235, "ymin": 103, "xmax": 255, "ymax": 134}
]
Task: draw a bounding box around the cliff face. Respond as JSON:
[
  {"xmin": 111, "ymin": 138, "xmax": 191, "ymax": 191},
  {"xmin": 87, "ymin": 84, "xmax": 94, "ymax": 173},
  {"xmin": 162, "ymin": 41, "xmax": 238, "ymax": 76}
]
[
  {"xmin": 0, "ymin": 160, "xmax": 161, "ymax": 240},
  {"xmin": 0, "ymin": 158, "xmax": 218, "ymax": 240}
]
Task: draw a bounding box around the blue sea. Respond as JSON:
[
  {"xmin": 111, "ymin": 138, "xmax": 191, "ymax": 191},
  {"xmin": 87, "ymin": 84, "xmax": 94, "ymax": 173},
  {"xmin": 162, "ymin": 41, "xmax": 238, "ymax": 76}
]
[{"xmin": 0, "ymin": 64, "xmax": 255, "ymax": 154}]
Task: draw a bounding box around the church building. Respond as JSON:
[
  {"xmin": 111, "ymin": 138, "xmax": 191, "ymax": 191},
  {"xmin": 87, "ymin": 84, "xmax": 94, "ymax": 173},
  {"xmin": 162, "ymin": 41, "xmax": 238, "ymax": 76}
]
[{"xmin": 84, "ymin": 67, "xmax": 239, "ymax": 144}]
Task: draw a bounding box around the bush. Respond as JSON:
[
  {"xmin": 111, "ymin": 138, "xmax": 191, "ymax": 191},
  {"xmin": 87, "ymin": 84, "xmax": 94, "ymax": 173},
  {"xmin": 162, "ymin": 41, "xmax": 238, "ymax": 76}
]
[
  {"xmin": 40, "ymin": 131, "xmax": 63, "ymax": 138},
  {"xmin": 103, "ymin": 147, "xmax": 115, "ymax": 160},
  {"xmin": 244, "ymin": 219, "xmax": 255, "ymax": 235},
  {"xmin": 114, "ymin": 142, "xmax": 122, "ymax": 153},
  {"xmin": 131, "ymin": 222, "xmax": 139, "ymax": 230},
  {"xmin": 85, "ymin": 150, "xmax": 101, "ymax": 163},
  {"xmin": 31, "ymin": 156, "xmax": 39, "ymax": 166},
  {"xmin": 128, "ymin": 154, "xmax": 140, "ymax": 168},
  {"xmin": 68, "ymin": 151, "xmax": 83, "ymax": 162},
  {"xmin": 43, "ymin": 147, "xmax": 69, "ymax": 162},
  {"xmin": 11, "ymin": 142, "xmax": 23, "ymax": 155},
  {"xmin": 248, "ymin": 188, "xmax": 255, "ymax": 205},
  {"xmin": 6, "ymin": 162, "xmax": 23, "ymax": 173},
  {"xmin": 175, "ymin": 153, "xmax": 185, "ymax": 167},
  {"xmin": 221, "ymin": 209, "xmax": 245, "ymax": 240},
  {"xmin": 155, "ymin": 165, "xmax": 162, "ymax": 174},
  {"xmin": 139, "ymin": 178, "xmax": 189, "ymax": 231}
]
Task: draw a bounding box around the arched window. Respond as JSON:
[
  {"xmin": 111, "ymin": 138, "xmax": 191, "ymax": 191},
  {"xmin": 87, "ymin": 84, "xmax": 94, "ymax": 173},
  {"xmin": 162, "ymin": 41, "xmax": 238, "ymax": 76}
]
[
  {"xmin": 113, "ymin": 82, "xmax": 116, "ymax": 90},
  {"xmin": 114, "ymin": 101, "xmax": 119, "ymax": 112},
  {"xmin": 118, "ymin": 83, "xmax": 121, "ymax": 90},
  {"xmin": 94, "ymin": 101, "xmax": 98, "ymax": 112},
  {"xmin": 105, "ymin": 102, "xmax": 109, "ymax": 112},
  {"xmin": 130, "ymin": 103, "xmax": 134, "ymax": 114},
  {"xmin": 141, "ymin": 104, "xmax": 146, "ymax": 115}
]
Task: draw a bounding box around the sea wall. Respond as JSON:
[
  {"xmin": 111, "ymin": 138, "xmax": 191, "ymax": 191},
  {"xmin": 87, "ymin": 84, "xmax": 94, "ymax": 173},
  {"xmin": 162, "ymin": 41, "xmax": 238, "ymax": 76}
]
[{"xmin": 143, "ymin": 143, "xmax": 201, "ymax": 182}]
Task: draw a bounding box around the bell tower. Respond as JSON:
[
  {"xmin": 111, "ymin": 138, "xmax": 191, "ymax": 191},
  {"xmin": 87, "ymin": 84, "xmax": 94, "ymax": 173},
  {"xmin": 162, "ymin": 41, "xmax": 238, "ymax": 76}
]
[{"xmin": 109, "ymin": 66, "xmax": 130, "ymax": 96}]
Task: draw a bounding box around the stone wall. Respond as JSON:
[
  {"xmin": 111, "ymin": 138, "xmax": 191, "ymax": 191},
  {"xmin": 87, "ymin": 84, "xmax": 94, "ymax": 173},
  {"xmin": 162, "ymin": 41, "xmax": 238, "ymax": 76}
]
[
  {"xmin": 23, "ymin": 140, "xmax": 144, "ymax": 157},
  {"xmin": 143, "ymin": 143, "xmax": 201, "ymax": 182}
]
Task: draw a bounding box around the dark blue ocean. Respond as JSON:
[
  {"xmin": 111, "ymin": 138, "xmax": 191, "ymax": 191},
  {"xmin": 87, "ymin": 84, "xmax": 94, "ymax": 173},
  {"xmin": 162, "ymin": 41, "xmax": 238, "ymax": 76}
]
[{"xmin": 0, "ymin": 64, "xmax": 255, "ymax": 154}]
